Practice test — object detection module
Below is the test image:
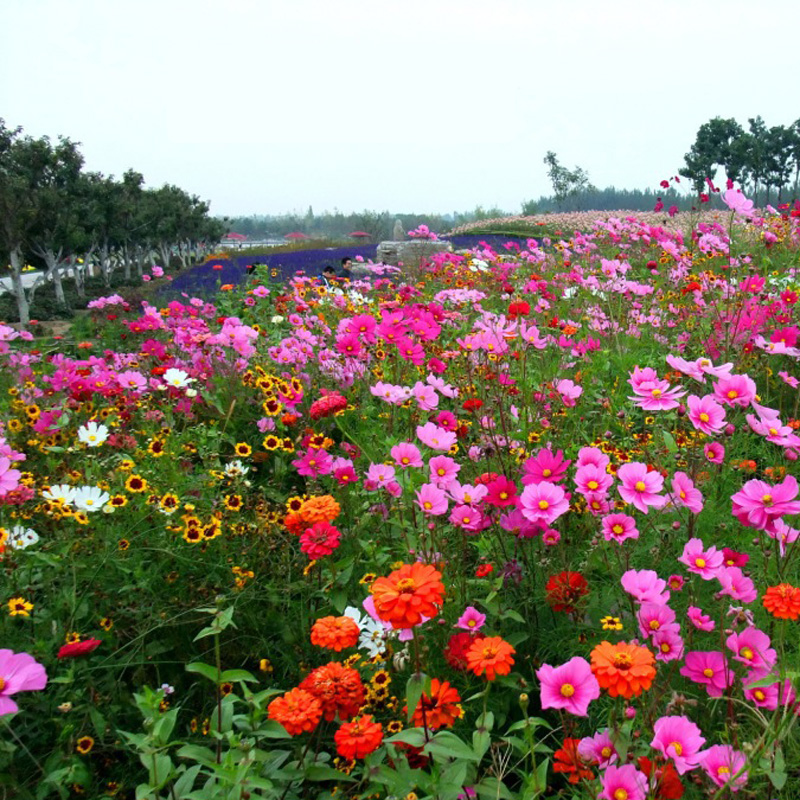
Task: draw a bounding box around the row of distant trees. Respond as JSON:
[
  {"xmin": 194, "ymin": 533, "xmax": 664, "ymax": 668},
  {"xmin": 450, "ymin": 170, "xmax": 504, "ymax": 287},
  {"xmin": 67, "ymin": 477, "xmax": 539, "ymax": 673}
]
[
  {"xmin": 679, "ymin": 116, "xmax": 800, "ymax": 205},
  {"xmin": 0, "ymin": 120, "xmax": 225, "ymax": 325}
]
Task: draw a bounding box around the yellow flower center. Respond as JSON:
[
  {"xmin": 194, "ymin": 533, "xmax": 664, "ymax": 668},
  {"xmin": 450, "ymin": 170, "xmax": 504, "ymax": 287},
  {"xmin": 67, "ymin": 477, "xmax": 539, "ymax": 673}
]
[
  {"xmin": 651, "ymin": 388, "xmax": 662, "ymax": 397},
  {"xmin": 613, "ymin": 652, "xmax": 632, "ymax": 669},
  {"xmin": 703, "ymin": 668, "xmax": 714, "ymax": 678},
  {"xmin": 740, "ymin": 647, "xmax": 753, "ymax": 660},
  {"xmin": 0, "ymin": 677, "xmax": 5, "ymax": 691},
  {"xmin": 695, "ymin": 557, "xmax": 706, "ymax": 568},
  {"xmin": 614, "ymin": 791, "xmax": 628, "ymax": 800},
  {"xmin": 560, "ymin": 683, "xmax": 575, "ymax": 698},
  {"xmin": 699, "ymin": 412, "xmax": 710, "ymax": 422},
  {"xmin": 649, "ymin": 620, "xmax": 660, "ymax": 630},
  {"xmin": 538, "ymin": 500, "xmax": 549, "ymax": 510},
  {"xmin": 670, "ymin": 741, "xmax": 683, "ymax": 756},
  {"xmin": 727, "ymin": 390, "xmax": 738, "ymax": 399},
  {"xmin": 660, "ymin": 643, "xmax": 671, "ymax": 653},
  {"xmin": 769, "ymin": 427, "xmax": 778, "ymax": 435},
  {"xmin": 542, "ymin": 468, "xmax": 552, "ymax": 477},
  {"xmin": 588, "ymin": 481, "xmax": 599, "ymax": 490},
  {"xmin": 634, "ymin": 481, "xmax": 646, "ymax": 492},
  {"xmin": 423, "ymin": 502, "xmax": 432, "ymax": 510},
  {"xmin": 396, "ymin": 578, "xmax": 416, "ymax": 592},
  {"xmin": 612, "ymin": 524, "xmax": 624, "ymax": 535},
  {"xmin": 437, "ymin": 469, "xmax": 446, "ymax": 476},
  {"xmin": 717, "ymin": 766, "xmax": 731, "ymax": 776},
  {"xmin": 754, "ymin": 690, "xmax": 765, "ymax": 700},
  {"xmin": 601, "ymin": 746, "xmax": 613, "ymax": 758},
  {"xmin": 762, "ymin": 494, "xmax": 773, "ymax": 506},
  {"xmin": 402, "ymin": 457, "xmax": 410, "ymax": 464},
  {"xmin": 499, "ymin": 492, "xmax": 508, "ymax": 500}
]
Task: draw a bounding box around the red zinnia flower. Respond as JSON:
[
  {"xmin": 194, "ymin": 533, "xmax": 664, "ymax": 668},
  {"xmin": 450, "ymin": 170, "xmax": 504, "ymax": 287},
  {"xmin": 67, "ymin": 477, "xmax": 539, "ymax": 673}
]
[
  {"xmin": 309, "ymin": 393, "xmax": 348, "ymax": 420},
  {"xmin": 57, "ymin": 639, "xmax": 102, "ymax": 659},
  {"xmin": 267, "ymin": 688, "xmax": 322, "ymax": 736},
  {"xmin": 299, "ymin": 662, "xmax": 365, "ymax": 721},
  {"xmin": 545, "ymin": 572, "xmax": 589, "ymax": 614},
  {"xmin": 299, "ymin": 521, "xmax": 341, "ymax": 559},
  {"xmin": 553, "ymin": 738, "xmax": 594, "ymax": 784},
  {"xmin": 465, "ymin": 636, "xmax": 515, "ymax": 681},
  {"xmin": 475, "ymin": 563, "xmax": 494, "ymax": 578},
  {"xmin": 406, "ymin": 679, "xmax": 462, "ymax": 730},
  {"xmin": 334, "ymin": 714, "xmax": 383, "ymax": 759},
  {"xmin": 445, "ymin": 631, "xmax": 486, "ymax": 671},
  {"xmin": 462, "ymin": 398, "xmax": 484, "ymax": 412},
  {"xmin": 637, "ymin": 756, "xmax": 684, "ymax": 799}
]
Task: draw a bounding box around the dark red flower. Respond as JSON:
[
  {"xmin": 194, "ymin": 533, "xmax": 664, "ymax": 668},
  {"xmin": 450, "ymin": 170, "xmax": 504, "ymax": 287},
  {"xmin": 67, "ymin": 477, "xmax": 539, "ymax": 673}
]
[
  {"xmin": 638, "ymin": 756, "xmax": 684, "ymax": 799},
  {"xmin": 553, "ymin": 738, "xmax": 593, "ymax": 784},
  {"xmin": 545, "ymin": 572, "xmax": 589, "ymax": 614},
  {"xmin": 57, "ymin": 639, "xmax": 102, "ymax": 659},
  {"xmin": 475, "ymin": 563, "xmax": 494, "ymax": 578},
  {"xmin": 462, "ymin": 398, "xmax": 483, "ymax": 412},
  {"xmin": 444, "ymin": 631, "xmax": 485, "ymax": 671}
]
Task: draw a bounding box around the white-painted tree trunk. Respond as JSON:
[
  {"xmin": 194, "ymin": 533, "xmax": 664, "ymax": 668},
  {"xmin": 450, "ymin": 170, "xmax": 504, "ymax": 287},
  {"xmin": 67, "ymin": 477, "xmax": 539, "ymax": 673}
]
[{"xmin": 9, "ymin": 247, "xmax": 30, "ymax": 326}]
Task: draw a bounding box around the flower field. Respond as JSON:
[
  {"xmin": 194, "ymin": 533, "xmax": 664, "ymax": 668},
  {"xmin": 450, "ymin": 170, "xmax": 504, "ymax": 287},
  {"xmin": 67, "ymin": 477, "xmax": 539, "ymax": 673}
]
[{"xmin": 1, "ymin": 194, "xmax": 800, "ymax": 799}]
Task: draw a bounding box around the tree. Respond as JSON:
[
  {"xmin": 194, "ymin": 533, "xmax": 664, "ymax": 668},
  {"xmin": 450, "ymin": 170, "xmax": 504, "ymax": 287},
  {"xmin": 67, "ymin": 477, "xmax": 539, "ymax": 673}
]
[
  {"xmin": 680, "ymin": 117, "xmax": 746, "ymax": 192},
  {"xmin": 543, "ymin": 152, "xmax": 594, "ymax": 210}
]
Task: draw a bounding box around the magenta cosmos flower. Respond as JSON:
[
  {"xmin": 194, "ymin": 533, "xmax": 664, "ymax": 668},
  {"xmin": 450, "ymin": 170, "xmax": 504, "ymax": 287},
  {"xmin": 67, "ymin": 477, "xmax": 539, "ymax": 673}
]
[
  {"xmin": 726, "ymin": 627, "xmax": 775, "ymax": 671},
  {"xmin": 731, "ymin": 475, "xmax": 800, "ymax": 531},
  {"xmin": 428, "ymin": 455, "xmax": 460, "ymax": 488},
  {"xmin": 519, "ymin": 481, "xmax": 570, "ymax": 527},
  {"xmin": 0, "ymin": 457, "xmax": 22, "ymax": 497},
  {"xmin": 577, "ymin": 729, "xmax": 617, "ymax": 767},
  {"xmin": 678, "ymin": 538, "xmax": 723, "ymax": 580},
  {"xmin": 703, "ymin": 442, "xmax": 725, "ymax": 464},
  {"xmin": 686, "ymin": 394, "xmax": 726, "ymax": 435},
  {"xmin": 651, "ymin": 715, "xmax": 706, "ymax": 774},
  {"xmin": 0, "ymin": 649, "xmax": 48, "ymax": 715},
  {"xmin": 536, "ymin": 656, "xmax": 600, "ymax": 717},
  {"xmin": 700, "ymin": 744, "xmax": 748, "ymax": 791},
  {"xmin": 455, "ymin": 606, "xmax": 486, "ymax": 632},
  {"xmin": 680, "ymin": 651, "xmax": 733, "ymax": 698},
  {"xmin": 617, "ymin": 462, "xmax": 665, "ymax": 514},
  {"xmin": 601, "ymin": 513, "xmax": 639, "ymax": 544},
  {"xmin": 686, "ymin": 606, "xmax": 715, "ymax": 632},
  {"xmin": 521, "ymin": 447, "xmax": 571, "ymax": 485},
  {"xmin": 390, "ymin": 442, "xmax": 423, "ymax": 469},
  {"xmin": 598, "ymin": 764, "xmax": 648, "ymax": 800},
  {"xmin": 415, "ymin": 483, "xmax": 448, "ymax": 516},
  {"xmin": 668, "ymin": 472, "xmax": 704, "ymax": 514},
  {"xmin": 713, "ymin": 374, "xmax": 756, "ymax": 408}
]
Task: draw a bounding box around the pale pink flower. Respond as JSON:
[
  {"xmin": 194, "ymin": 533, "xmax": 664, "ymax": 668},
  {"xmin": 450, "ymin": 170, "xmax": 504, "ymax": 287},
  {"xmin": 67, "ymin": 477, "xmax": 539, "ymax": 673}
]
[
  {"xmin": 651, "ymin": 715, "xmax": 706, "ymax": 774},
  {"xmin": 637, "ymin": 602, "xmax": 677, "ymax": 639},
  {"xmin": 713, "ymin": 374, "xmax": 756, "ymax": 408},
  {"xmin": 617, "ymin": 462, "xmax": 665, "ymax": 514},
  {"xmin": 722, "ymin": 187, "xmax": 754, "ymax": 218},
  {"xmin": 686, "ymin": 394, "xmax": 726, "ymax": 435},
  {"xmin": 700, "ymin": 744, "xmax": 748, "ymax": 791},
  {"xmin": 601, "ymin": 513, "xmax": 639, "ymax": 544},
  {"xmin": 731, "ymin": 476, "xmax": 800, "ymax": 531},
  {"xmin": 621, "ymin": 569, "xmax": 670, "ymax": 604},
  {"xmin": 726, "ymin": 628, "xmax": 775, "ymax": 671},
  {"xmin": 428, "ymin": 455, "xmax": 460, "ymax": 488},
  {"xmin": 598, "ymin": 764, "xmax": 647, "ymax": 800},
  {"xmin": 716, "ymin": 566, "xmax": 758, "ymax": 604},
  {"xmin": 679, "ymin": 538, "xmax": 723, "ymax": 580},
  {"xmin": 652, "ymin": 627, "xmax": 684, "ymax": 662},
  {"xmin": 519, "ymin": 481, "xmax": 570, "ymax": 527},
  {"xmin": 668, "ymin": 472, "xmax": 704, "ymax": 514},
  {"xmin": 416, "ymin": 422, "xmax": 456, "ymax": 452},
  {"xmin": 391, "ymin": 442, "xmax": 423, "ymax": 469},
  {"xmin": 577, "ymin": 729, "xmax": 617, "ymax": 767},
  {"xmin": 0, "ymin": 649, "xmax": 48, "ymax": 715},
  {"xmin": 554, "ymin": 378, "xmax": 582, "ymax": 407},
  {"xmin": 415, "ymin": 483, "xmax": 448, "ymax": 516},
  {"xmin": 448, "ymin": 503, "xmax": 483, "ymax": 531},
  {"xmin": 575, "ymin": 464, "xmax": 613, "ymax": 498}
]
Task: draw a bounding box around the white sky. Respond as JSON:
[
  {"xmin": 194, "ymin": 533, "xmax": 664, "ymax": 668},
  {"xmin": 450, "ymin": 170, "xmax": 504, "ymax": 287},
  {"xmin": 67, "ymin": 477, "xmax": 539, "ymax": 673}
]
[{"xmin": 2, "ymin": 0, "xmax": 798, "ymax": 217}]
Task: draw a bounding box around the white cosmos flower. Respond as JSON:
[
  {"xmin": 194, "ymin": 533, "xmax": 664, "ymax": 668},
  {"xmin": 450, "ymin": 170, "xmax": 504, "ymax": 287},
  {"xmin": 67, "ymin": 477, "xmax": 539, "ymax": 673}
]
[
  {"xmin": 163, "ymin": 368, "xmax": 194, "ymax": 389},
  {"xmin": 343, "ymin": 605, "xmax": 389, "ymax": 659},
  {"xmin": 7, "ymin": 525, "xmax": 39, "ymax": 549},
  {"xmin": 224, "ymin": 460, "xmax": 250, "ymax": 478},
  {"xmin": 77, "ymin": 420, "xmax": 110, "ymax": 448},
  {"xmin": 72, "ymin": 486, "xmax": 111, "ymax": 513},
  {"xmin": 42, "ymin": 484, "xmax": 76, "ymax": 505}
]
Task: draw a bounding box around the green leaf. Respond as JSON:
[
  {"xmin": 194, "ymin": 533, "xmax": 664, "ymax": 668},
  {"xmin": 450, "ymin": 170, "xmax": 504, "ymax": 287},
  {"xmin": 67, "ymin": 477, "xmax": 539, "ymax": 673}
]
[
  {"xmin": 405, "ymin": 672, "xmax": 429, "ymax": 723},
  {"xmin": 306, "ymin": 765, "xmax": 356, "ymax": 782},
  {"xmin": 185, "ymin": 662, "xmax": 219, "ymax": 682},
  {"xmin": 176, "ymin": 744, "xmax": 218, "ymax": 767},
  {"xmin": 662, "ymin": 430, "xmax": 678, "ymax": 453},
  {"xmin": 219, "ymin": 668, "xmax": 258, "ymax": 683},
  {"xmin": 172, "ymin": 764, "xmax": 203, "ymax": 795},
  {"xmin": 424, "ymin": 731, "xmax": 480, "ymax": 762}
]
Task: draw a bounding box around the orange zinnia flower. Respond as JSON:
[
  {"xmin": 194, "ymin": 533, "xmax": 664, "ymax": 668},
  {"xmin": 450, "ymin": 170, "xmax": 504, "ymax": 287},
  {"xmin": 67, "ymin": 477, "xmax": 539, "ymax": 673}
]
[
  {"xmin": 465, "ymin": 636, "xmax": 515, "ymax": 681},
  {"xmin": 299, "ymin": 662, "xmax": 365, "ymax": 721},
  {"xmin": 590, "ymin": 640, "xmax": 656, "ymax": 698},
  {"xmin": 406, "ymin": 678, "xmax": 462, "ymax": 730},
  {"xmin": 371, "ymin": 563, "xmax": 445, "ymax": 629},
  {"xmin": 298, "ymin": 495, "xmax": 341, "ymax": 525},
  {"xmin": 267, "ymin": 688, "xmax": 322, "ymax": 735},
  {"xmin": 334, "ymin": 714, "xmax": 384, "ymax": 759},
  {"xmin": 763, "ymin": 583, "xmax": 800, "ymax": 620},
  {"xmin": 310, "ymin": 616, "xmax": 360, "ymax": 651}
]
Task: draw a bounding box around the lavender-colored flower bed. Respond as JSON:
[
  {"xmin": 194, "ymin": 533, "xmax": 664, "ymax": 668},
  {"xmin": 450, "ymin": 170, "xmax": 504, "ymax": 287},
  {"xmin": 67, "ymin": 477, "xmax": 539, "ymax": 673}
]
[{"xmin": 160, "ymin": 235, "xmax": 533, "ymax": 299}]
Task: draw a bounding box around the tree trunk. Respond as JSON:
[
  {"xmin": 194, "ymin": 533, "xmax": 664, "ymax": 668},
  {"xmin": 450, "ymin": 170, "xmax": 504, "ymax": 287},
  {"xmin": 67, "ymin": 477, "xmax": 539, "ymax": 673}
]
[
  {"xmin": 122, "ymin": 244, "xmax": 131, "ymax": 281},
  {"xmin": 9, "ymin": 247, "xmax": 30, "ymax": 327},
  {"xmin": 100, "ymin": 242, "xmax": 111, "ymax": 286},
  {"xmin": 42, "ymin": 249, "xmax": 67, "ymax": 308}
]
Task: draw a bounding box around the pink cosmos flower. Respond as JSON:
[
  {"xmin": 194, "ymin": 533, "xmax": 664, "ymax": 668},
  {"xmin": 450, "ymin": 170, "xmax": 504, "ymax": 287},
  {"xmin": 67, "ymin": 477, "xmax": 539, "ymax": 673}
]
[
  {"xmin": 617, "ymin": 462, "xmax": 665, "ymax": 514},
  {"xmin": 687, "ymin": 606, "xmax": 715, "ymax": 632},
  {"xmin": 765, "ymin": 519, "xmax": 800, "ymax": 557},
  {"xmin": 576, "ymin": 446, "xmax": 609, "ymax": 470},
  {"xmin": 686, "ymin": 394, "xmax": 726, "ymax": 435},
  {"xmin": 668, "ymin": 472, "xmax": 704, "ymax": 514},
  {"xmin": 0, "ymin": 649, "xmax": 48, "ymax": 715},
  {"xmin": 519, "ymin": 481, "xmax": 570, "ymax": 527},
  {"xmin": 722, "ymin": 187, "xmax": 755, "ymax": 218},
  {"xmin": 415, "ymin": 483, "xmax": 448, "ymax": 516},
  {"xmin": 713, "ymin": 374, "xmax": 756, "ymax": 408},
  {"xmin": 651, "ymin": 715, "xmax": 706, "ymax": 774},
  {"xmin": 716, "ymin": 566, "xmax": 758, "ymax": 604},
  {"xmin": 412, "ymin": 381, "xmax": 439, "ymax": 411},
  {"xmin": 542, "ymin": 528, "xmax": 561, "ymax": 545},
  {"xmin": 743, "ymin": 668, "xmax": 797, "ymax": 710},
  {"xmin": 554, "ymin": 378, "xmax": 582, "ymax": 407},
  {"xmin": 679, "ymin": 538, "xmax": 723, "ymax": 580},
  {"xmin": 447, "ymin": 482, "xmax": 488, "ymax": 506},
  {"xmin": 448, "ymin": 504, "xmax": 483, "ymax": 532},
  {"xmin": 726, "ymin": 628, "xmax": 775, "ymax": 671},
  {"xmin": 667, "ymin": 574, "xmax": 685, "ymax": 591},
  {"xmin": 366, "ymin": 462, "xmax": 396, "ymax": 488},
  {"xmin": 428, "ymin": 455, "xmax": 460, "ymax": 488},
  {"xmin": 700, "ymin": 745, "xmax": 748, "ymax": 791},
  {"xmin": 652, "ymin": 627, "xmax": 684, "ymax": 662},
  {"xmin": 521, "ymin": 448, "xmax": 571, "ymax": 485},
  {"xmin": 391, "ymin": 442, "xmax": 423, "ymax": 469},
  {"xmin": 416, "ymin": 422, "xmax": 456, "ymax": 452},
  {"xmin": 577, "ymin": 729, "xmax": 618, "ymax": 767},
  {"xmin": 731, "ymin": 476, "xmax": 800, "ymax": 531},
  {"xmin": 621, "ymin": 569, "xmax": 670, "ymax": 604},
  {"xmin": 0, "ymin": 458, "xmax": 22, "ymax": 497},
  {"xmin": 704, "ymin": 442, "xmax": 725, "ymax": 464},
  {"xmin": 629, "ymin": 379, "xmax": 686, "ymax": 411},
  {"xmin": 291, "ymin": 448, "xmax": 333, "ymax": 478},
  {"xmin": 637, "ymin": 602, "xmax": 677, "ymax": 640},
  {"xmin": 601, "ymin": 513, "xmax": 639, "ymax": 544},
  {"xmin": 536, "ymin": 656, "xmax": 600, "ymax": 717},
  {"xmin": 598, "ymin": 764, "xmax": 647, "ymax": 800},
  {"xmin": 483, "ymin": 475, "xmax": 518, "ymax": 508},
  {"xmin": 455, "ymin": 606, "xmax": 486, "ymax": 632},
  {"xmin": 575, "ymin": 464, "xmax": 614, "ymax": 498},
  {"xmin": 680, "ymin": 651, "xmax": 733, "ymax": 697},
  {"xmin": 498, "ymin": 508, "xmax": 542, "ymax": 538}
]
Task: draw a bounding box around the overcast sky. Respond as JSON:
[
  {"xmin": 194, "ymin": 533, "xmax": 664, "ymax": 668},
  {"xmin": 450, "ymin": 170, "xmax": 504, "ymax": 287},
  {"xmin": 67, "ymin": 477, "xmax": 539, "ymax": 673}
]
[{"xmin": 2, "ymin": 0, "xmax": 798, "ymax": 218}]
